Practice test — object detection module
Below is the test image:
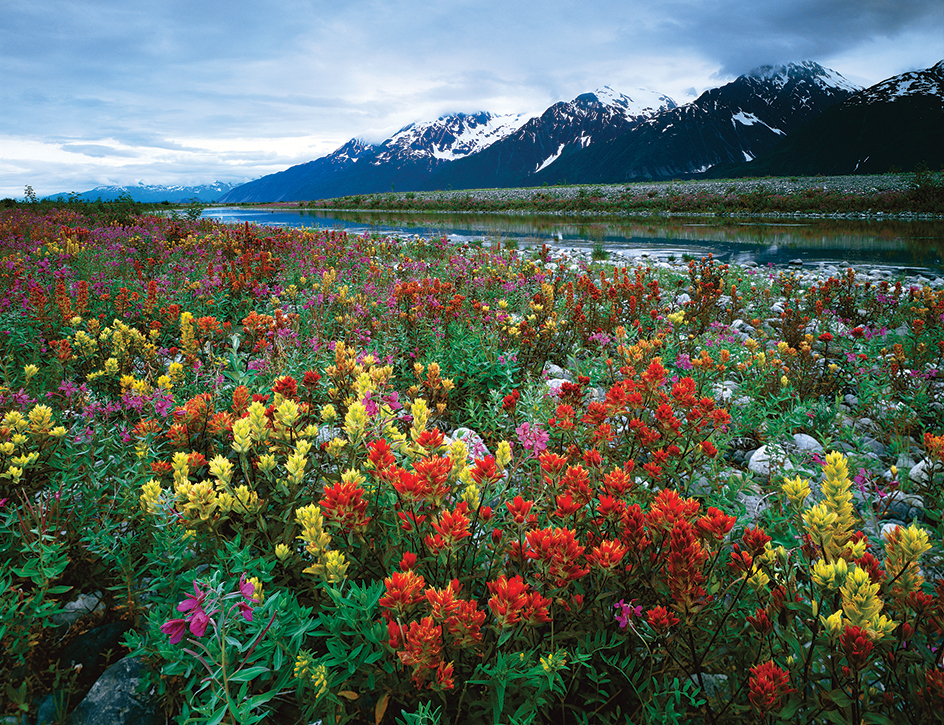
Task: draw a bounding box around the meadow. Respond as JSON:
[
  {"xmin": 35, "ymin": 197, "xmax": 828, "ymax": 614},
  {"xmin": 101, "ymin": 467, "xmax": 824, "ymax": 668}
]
[{"xmin": 1, "ymin": 198, "xmax": 943, "ymax": 724}]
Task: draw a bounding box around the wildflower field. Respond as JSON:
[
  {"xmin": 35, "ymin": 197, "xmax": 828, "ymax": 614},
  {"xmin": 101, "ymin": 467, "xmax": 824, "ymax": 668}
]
[{"xmin": 2, "ymin": 200, "xmax": 944, "ymax": 725}]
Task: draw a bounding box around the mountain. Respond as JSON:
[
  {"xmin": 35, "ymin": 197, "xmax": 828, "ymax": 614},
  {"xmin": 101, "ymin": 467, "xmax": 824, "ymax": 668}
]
[
  {"xmin": 45, "ymin": 181, "xmax": 240, "ymax": 203},
  {"xmin": 219, "ymin": 112, "xmax": 528, "ymax": 203},
  {"xmin": 423, "ymin": 87, "xmax": 677, "ymax": 190},
  {"xmin": 530, "ymin": 61, "xmax": 859, "ymax": 184},
  {"xmin": 714, "ymin": 60, "xmax": 944, "ymax": 177},
  {"xmin": 216, "ymin": 138, "xmax": 377, "ymax": 203}
]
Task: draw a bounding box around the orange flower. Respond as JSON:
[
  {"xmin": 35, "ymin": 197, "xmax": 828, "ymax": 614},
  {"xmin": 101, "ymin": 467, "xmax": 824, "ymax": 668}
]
[
  {"xmin": 445, "ymin": 599, "xmax": 486, "ymax": 646},
  {"xmin": 379, "ymin": 570, "xmax": 426, "ymax": 616},
  {"xmin": 425, "ymin": 580, "xmax": 461, "ymax": 621},
  {"xmin": 320, "ymin": 480, "xmax": 370, "ymax": 534},
  {"xmin": 487, "ymin": 575, "xmax": 530, "ymax": 628},
  {"xmin": 589, "ymin": 539, "xmax": 628, "ymax": 572}
]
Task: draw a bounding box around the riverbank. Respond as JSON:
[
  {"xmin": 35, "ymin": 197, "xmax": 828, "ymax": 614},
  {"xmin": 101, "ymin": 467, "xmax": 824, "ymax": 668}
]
[{"xmin": 262, "ymin": 171, "xmax": 944, "ymax": 217}]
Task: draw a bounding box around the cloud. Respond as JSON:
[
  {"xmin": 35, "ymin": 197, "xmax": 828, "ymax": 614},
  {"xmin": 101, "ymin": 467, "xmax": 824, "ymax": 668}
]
[{"xmin": 1, "ymin": 0, "xmax": 941, "ymax": 196}]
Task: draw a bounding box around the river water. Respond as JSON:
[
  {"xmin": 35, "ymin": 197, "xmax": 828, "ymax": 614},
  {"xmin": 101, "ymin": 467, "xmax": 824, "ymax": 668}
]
[{"xmin": 203, "ymin": 208, "xmax": 944, "ymax": 276}]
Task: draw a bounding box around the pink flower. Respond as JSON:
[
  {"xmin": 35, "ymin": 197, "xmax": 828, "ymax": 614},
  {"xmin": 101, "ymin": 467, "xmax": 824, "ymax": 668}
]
[
  {"xmin": 188, "ymin": 609, "xmax": 211, "ymax": 638},
  {"xmin": 238, "ymin": 574, "xmax": 254, "ymax": 600},
  {"xmin": 160, "ymin": 618, "xmax": 188, "ymax": 645},
  {"xmin": 237, "ymin": 601, "xmax": 253, "ymax": 623},
  {"xmin": 177, "ymin": 581, "xmax": 207, "ymax": 614}
]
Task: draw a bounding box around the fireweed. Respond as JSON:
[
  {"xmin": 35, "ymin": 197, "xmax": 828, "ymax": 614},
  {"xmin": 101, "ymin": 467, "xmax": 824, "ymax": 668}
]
[{"xmin": 2, "ymin": 204, "xmax": 944, "ymax": 724}]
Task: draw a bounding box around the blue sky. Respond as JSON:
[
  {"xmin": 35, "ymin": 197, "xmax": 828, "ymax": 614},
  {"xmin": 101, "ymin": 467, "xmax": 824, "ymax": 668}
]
[{"xmin": 1, "ymin": 0, "xmax": 941, "ymax": 197}]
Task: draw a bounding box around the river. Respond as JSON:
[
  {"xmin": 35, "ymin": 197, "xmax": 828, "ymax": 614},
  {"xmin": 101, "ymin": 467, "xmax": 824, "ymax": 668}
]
[{"xmin": 202, "ymin": 208, "xmax": 944, "ymax": 276}]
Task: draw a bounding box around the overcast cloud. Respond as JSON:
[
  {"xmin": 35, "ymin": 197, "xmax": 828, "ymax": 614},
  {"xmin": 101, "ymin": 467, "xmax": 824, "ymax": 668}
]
[{"xmin": 1, "ymin": 0, "xmax": 941, "ymax": 196}]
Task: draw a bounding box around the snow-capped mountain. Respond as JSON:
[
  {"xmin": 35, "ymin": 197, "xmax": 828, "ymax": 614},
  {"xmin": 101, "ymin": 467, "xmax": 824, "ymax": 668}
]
[
  {"xmin": 844, "ymin": 59, "xmax": 944, "ymax": 105},
  {"xmin": 719, "ymin": 60, "xmax": 944, "ymax": 177},
  {"xmin": 425, "ymin": 87, "xmax": 676, "ymax": 190},
  {"xmin": 218, "ymin": 138, "xmax": 376, "ymax": 203},
  {"xmin": 531, "ymin": 61, "xmax": 859, "ymax": 184},
  {"xmin": 221, "ymin": 112, "xmax": 528, "ymax": 202},
  {"xmin": 373, "ymin": 112, "xmax": 529, "ymax": 164},
  {"xmin": 46, "ymin": 181, "xmax": 240, "ymax": 203}
]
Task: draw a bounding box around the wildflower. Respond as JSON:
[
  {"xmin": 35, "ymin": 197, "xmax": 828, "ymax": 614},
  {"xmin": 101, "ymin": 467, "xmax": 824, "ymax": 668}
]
[
  {"xmin": 748, "ymin": 661, "xmax": 793, "ymax": 715},
  {"xmin": 379, "ymin": 570, "xmax": 427, "ymax": 616},
  {"xmin": 884, "ymin": 523, "xmax": 932, "ymax": 601},
  {"xmin": 487, "ymin": 575, "xmax": 530, "ymax": 628},
  {"xmin": 614, "ymin": 599, "xmax": 642, "ymax": 629},
  {"xmin": 781, "ymin": 475, "xmax": 811, "ymax": 508},
  {"xmin": 646, "ymin": 605, "xmax": 679, "ymax": 631},
  {"xmin": 159, "ymin": 618, "xmax": 188, "ymax": 645}
]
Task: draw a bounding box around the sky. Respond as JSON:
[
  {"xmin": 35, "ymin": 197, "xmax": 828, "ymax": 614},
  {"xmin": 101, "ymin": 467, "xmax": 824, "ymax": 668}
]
[{"xmin": 1, "ymin": 0, "xmax": 941, "ymax": 197}]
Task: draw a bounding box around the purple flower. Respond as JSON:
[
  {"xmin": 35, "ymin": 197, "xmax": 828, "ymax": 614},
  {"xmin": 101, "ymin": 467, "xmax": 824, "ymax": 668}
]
[
  {"xmin": 160, "ymin": 618, "xmax": 188, "ymax": 645},
  {"xmin": 177, "ymin": 581, "xmax": 207, "ymax": 614},
  {"xmin": 614, "ymin": 599, "xmax": 642, "ymax": 629},
  {"xmin": 675, "ymin": 354, "xmax": 692, "ymax": 371},
  {"xmin": 238, "ymin": 574, "xmax": 255, "ymax": 600},
  {"xmin": 188, "ymin": 609, "xmax": 211, "ymax": 637},
  {"xmin": 237, "ymin": 601, "xmax": 254, "ymax": 623},
  {"xmin": 515, "ymin": 422, "xmax": 549, "ymax": 457}
]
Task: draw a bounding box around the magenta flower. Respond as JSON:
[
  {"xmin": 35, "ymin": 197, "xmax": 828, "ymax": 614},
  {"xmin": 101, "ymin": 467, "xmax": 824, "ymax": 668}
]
[
  {"xmin": 177, "ymin": 581, "xmax": 207, "ymax": 614},
  {"xmin": 188, "ymin": 609, "xmax": 211, "ymax": 637},
  {"xmin": 237, "ymin": 601, "xmax": 254, "ymax": 623},
  {"xmin": 238, "ymin": 574, "xmax": 255, "ymax": 600},
  {"xmin": 160, "ymin": 618, "xmax": 188, "ymax": 645}
]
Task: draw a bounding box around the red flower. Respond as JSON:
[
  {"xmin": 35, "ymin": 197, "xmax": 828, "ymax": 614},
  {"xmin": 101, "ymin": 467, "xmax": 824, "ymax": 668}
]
[
  {"xmin": 430, "ymin": 504, "xmax": 472, "ymax": 549},
  {"xmin": 840, "ymin": 625, "xmax": 874, "ymax": 670},
  {"xmin": 525, "ymin": 527, "xmax": 588, "ymax": 585},
  {"xmin": 748, "ymin": 661, "xmax": 793, "ymax": 715},
  {"xmin": 320, "ymin": 480, "xmax": 370, "ymax": 533},
  {"xmin": 695, "ymin": 507, "xmax": 736, "ymax": 542},
  {"xmin": 398, "ymin": 616, "xmax": 443, "ymax": 684},
  {"xmin": 445, "ymin": 599, "xmax": 485, "ymax": 646},
  {"xmin": 589, "ymin": 539, "xmax": 628, "ymax": 572},
  {"xmin": 487, "ymin": 575, "xmax": 530, "ymax": 628},
  {"xmin": 646, "ymin": 489, "xmax": 700, "ymax": 533},
  {"xmin": 302, "ymin": 370, "xmax": 321, "ymax": 388},
  {"xmin": 470, "ymin": 455, "xmax": 500, "ymax": 486},
  {"xmin": 272, "ymin": 375, "xmax": 298, "ymax": 400},
  {"xmin": 742, "ymin": 526, "xmax": 772, "ymax": 556},
  {"xmin": 506, "ymin": 495, "xmax": 534, "ymax": 525},
  {"xmin": 746, "ymin": 607, "xmax": 773, "ymax": 634},
  {"xmin": 646, "ymin": 605, "xmax": 679, "ymax": 631}
]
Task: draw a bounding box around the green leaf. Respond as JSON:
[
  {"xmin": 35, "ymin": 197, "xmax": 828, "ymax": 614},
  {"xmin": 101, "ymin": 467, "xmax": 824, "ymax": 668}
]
[
  {"xmin": 228, "ymin": 665, "xmax": 270, "ymax": 682},
  {"xmin": 862, "ymin": 714, "xmax": 894, "ymax": 725}
]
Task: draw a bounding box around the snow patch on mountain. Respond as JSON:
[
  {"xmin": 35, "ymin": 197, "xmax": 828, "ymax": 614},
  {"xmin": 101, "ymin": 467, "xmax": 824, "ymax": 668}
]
[
  {"xmin": 846, "ymin": 60, "xmax": 944, "ymax": 105},
  {"xmin": 732, "ymin": 111, "xmax": 785, "ymax": 135},
  {"xmin": 536, "ymin": 144, "xmax": 566, "ymax": 173}
]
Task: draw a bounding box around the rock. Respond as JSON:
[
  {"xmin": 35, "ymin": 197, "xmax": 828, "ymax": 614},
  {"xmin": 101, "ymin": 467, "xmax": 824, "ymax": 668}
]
[
  {"xmin": 860, "ymin": 437, "xmax": 887, "ymax": 457},
  {"xmin": 738, "ymin": 492, "xmax": 771, "ymax": 520},
  {"xmin": 50, "ymin": 591, "xmax": 105, "ymax": 629},
  {"xmin": 792, "ymin": 433, "xmax": 823, "ymax": 453},
  {"xmin": 909, "ymin": 459, "xmax": 932, "ymax": 485},
  {"xmin": 59, "ymin": 622, "xmax": 132, "ymax": 677},
  {"xmin": 545, "ymin": 378, "xmax": 572, "ymax": 398},
  {"xmin": 747, "ymin": 445, "xmax": 793, "ymax": 479},
  {"xmin": 67, "ymin": 656, "xmax": 163, "ymax": 725},
  {"xmin": 542, "ymin": 363, "xmax": 572, "ymax": 381},
  {"xmin": 843, "ymin": 394, "xmax": 859, "ymax": 409}
]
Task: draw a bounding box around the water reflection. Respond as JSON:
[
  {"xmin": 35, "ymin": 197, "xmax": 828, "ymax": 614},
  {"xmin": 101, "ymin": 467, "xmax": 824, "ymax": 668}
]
[{"xmin": 203, "ymin": 208, "xmax": 944, "ymax": 274}]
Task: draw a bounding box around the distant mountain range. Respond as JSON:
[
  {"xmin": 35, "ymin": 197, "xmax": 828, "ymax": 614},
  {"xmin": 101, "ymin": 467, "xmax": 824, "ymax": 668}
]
[
  {"xmin": 44, "ymin": 181, "xmax": 239, "ymax": 203},
  {"xmin": 50, "ymin": 61, "xmax": 943, "ymax": 205}
]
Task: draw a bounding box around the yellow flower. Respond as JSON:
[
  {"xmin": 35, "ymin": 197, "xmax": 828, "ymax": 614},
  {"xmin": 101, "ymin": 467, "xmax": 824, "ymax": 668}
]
[
  {"xmin": 231, "ymin": 417, "xmax": 253, "ymax": 454},
  {"xmin": 781, "ymin": 476, "xmax": 811, "ymax": 508},
  {"xmin": 811, "ymin": 557, "xmax": 848, "ymax": 590},
  {"xmin": 23, "ymin": 364, "xmax": 39, "ymax": 380},
  {"xmin": 323, "ymin": 550, "xmax": 349, "ymax": 583},
  {"xmin": 496, "ymin": 441, "xmax": 512, "ymax": 468},
  {"xmin": 209, "ymin": 455, "xmax": 233, "ymax": 485},
  {"xmin": 275, "ymin": 543, "xmax": 292, "ymax": 561}
]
